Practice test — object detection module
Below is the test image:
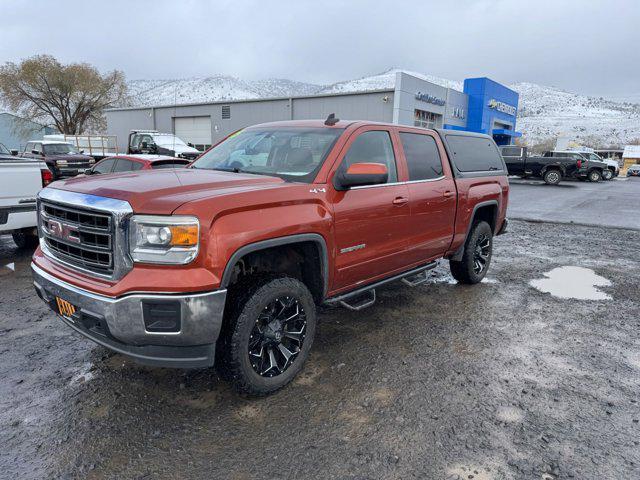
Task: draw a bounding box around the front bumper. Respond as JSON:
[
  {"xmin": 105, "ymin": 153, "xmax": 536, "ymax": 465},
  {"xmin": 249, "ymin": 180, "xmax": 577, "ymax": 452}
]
[{"xmin": 32, "ymin": 262, "xmax": 227, "ymax": 368}]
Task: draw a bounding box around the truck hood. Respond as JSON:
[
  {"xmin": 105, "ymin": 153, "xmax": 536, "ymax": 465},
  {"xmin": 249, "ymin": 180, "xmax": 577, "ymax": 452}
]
[{"xmin": 47, "ymin": 168, "xmax": 288, "ymax": 214}]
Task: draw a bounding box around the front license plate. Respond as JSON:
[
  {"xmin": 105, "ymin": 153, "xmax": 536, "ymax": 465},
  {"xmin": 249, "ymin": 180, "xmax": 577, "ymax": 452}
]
[{"xmin": 55, "ymin": 296, "xmax": 76, "ymax": 318}]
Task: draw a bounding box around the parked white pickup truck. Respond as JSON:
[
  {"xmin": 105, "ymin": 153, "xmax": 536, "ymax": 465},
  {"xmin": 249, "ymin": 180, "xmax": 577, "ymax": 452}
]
[{"xmin": 0, "ymin": 155, "xmax": 52, "ymax": 247}]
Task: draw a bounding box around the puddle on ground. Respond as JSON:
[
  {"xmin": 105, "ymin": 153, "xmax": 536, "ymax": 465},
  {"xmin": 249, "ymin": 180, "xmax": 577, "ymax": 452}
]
[{"xmin": 530, "ymin": 266, "xmax": 612, "ymax": 300}]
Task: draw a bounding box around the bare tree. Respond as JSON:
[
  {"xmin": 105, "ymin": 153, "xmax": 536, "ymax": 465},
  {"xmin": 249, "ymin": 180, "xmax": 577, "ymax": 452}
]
[
  {"xmin": 529, "ymin": 137, "xmax": 557, "ymax": 154},
  {"xmin": 0, "ymin": 55, "xmax": 128, "ymax": 134}
]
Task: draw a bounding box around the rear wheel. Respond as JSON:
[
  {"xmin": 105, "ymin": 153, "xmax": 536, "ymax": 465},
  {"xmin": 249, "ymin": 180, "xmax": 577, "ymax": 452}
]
[
  {"xmin": 588, "ymin": 170, "xmax": 602, "ymax": 182},
  {"xmin": 543, "ymin": 169, "xmax": 561, "ymax": 185},
  {"xmin": 450, "ymin": 221, "xmax": 493, "ymax": 284},
  {"xmin": 12, "ymin": 229, "xmax": 39, "ymax": 249},
  {"xmin": 217, "ymin": 275, "xmax": 317, "ymax": 396}
]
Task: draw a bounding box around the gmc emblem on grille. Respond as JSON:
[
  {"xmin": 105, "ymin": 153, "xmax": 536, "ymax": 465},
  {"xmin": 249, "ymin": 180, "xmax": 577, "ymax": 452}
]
[{"xmin": 48, "ymin": 220, "xmax": 81, "ymax": 244}]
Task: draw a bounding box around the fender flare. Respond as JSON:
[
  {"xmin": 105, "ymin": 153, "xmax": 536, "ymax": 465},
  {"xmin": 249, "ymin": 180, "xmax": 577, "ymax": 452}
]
[
  {"xmin": 220, "ymin": 233, "xmax": 329, "ymax": 297},
  {"xmin": 450, "ymin": 200, "xmax": 499, "ymax": 261}
]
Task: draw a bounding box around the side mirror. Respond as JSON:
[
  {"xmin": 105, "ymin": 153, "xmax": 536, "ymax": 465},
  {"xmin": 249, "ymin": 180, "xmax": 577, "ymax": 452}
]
[
  {"xmin": 141, "ymin": 141, "xmax": 148, "ymax": 149},
  {"xmin": 32, "ymin": 149, "xmax": 41, "ymax": 155},
  {"xmin": 334, "ymin": 162, "xmax": 388, "ymax": 190},
  {"xmin": 84, "ymin": 168, "xmax": 93, "ymax": 175},
  {"xmin": 10, "ymin": 149, "xmax": 18, "ymax": 156},
  {"xmin": 79, "ymin": 150, "xmax": 85, "ymax": 154}
]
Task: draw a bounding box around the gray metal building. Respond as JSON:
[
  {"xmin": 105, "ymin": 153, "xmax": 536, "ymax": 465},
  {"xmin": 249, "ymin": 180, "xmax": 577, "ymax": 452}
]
[
  {"xmin": 0, "ymin": 112, "xmax": 55, "ymax": 152},
  {"xmin": 105, "ymin": 72, "xmax": 471, "ymax": 151}
]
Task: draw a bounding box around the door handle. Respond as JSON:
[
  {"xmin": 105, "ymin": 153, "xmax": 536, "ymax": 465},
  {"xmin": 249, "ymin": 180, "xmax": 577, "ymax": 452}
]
[
  {"xmin": 392, "ymin": 196, "xmax": 409, "ymax": 206},
  {"xmin": 443, "ymin": 191, "xmax": 454, "ymax": 198}
]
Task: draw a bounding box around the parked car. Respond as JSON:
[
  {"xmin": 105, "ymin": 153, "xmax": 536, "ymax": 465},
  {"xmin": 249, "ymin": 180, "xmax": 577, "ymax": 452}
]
[
  {"xmin": 627, "ymin": 164, "xmax": 640, "ymax": 177},
  {"xmin": 128, "ymin": 130, "xmax": 201, "ymax": 160},
  {"xmin": 20, "ymin": 140, "xmax": 94, "ymax": 179},
  {"xmin": 500, "ymin": 145, "xmax": 581, "ymax": 185},
  {"xmin": 0, "ymin": 154, "xmax": 52, "ymax": 248},
  {"xmin": 31, "ymin": 118, "xmax": 509, "ymax": 396},
  {"xmin": 543, "ymin": 151, "xmax": 608, "ymax": 182},
  {"xmin": 83, "ymin": 154, "xmax": 191, "ymax": 176}
]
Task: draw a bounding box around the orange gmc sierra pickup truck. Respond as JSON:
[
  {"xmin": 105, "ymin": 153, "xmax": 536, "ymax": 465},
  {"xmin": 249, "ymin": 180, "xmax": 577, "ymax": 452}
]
[{"xmin": 31, "ymin": 117, "xmax": 509, "ymax": 395}]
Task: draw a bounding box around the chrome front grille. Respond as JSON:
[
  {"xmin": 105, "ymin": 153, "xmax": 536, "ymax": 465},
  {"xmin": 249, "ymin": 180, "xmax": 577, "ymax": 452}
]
[{"xmin": 40, "ymin": 201, "xmax": 114, "ymax": 276}]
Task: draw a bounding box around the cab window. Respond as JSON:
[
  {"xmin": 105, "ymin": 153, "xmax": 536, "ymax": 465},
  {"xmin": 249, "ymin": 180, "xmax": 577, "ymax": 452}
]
[
  {"xmin": 341, "ymin": 130, "xmax": 397, "ymax": 183},
  {"xmin": 399, "ymin": 133, "xmax": 443, "ymax": 180}
]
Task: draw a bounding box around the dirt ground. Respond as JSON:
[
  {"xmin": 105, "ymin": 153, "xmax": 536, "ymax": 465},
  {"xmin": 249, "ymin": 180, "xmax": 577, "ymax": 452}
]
[{"xmin": 1, "ymin": 219, "xmax": 639, "ymax": 480}]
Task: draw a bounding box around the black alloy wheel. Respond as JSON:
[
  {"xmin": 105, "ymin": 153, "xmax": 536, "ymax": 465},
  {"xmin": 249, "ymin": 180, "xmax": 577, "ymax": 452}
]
[
  {"xmin": 449, "ymin": 220, "xmax": 493, "ymax": 284},
  {"xmin": 217, "ymin": 275, "xmax": 317, "ymax": 396},
  {"xmin": 473, "ymin": 232, "xmax": 491, "ymax": 275},
  {"xmin": 248, "ymin": 296, "xmax": 307, "ymax": 377}
]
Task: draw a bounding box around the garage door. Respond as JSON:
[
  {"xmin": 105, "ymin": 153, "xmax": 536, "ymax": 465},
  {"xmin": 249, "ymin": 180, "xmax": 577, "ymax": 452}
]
[{"xmin": 174, "ymin": 117, "xmax": 211, "ymax": 151}]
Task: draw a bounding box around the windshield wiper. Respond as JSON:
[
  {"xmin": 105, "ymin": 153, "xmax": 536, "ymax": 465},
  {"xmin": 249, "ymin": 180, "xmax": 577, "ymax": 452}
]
[{"xmin": 210, "ymin": 166, "xmax": 246, "ymax": 173}]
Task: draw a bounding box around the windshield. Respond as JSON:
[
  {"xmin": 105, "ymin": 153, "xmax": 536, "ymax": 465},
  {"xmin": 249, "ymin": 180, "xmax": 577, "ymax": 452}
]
[
  {"xmin": 0, "ymin": 143, "xmax": 9, "ymax": 154},
  {"xmin": 152, "ymin": 134, "xmax": 188, "ymax": 148},
  {"xmin": 191, "ymin": 127, "xmax": 344, "ymax": 182},
  {"xmin": 44, "ymin": 143, "xmax": 78, "ymax": 155}
]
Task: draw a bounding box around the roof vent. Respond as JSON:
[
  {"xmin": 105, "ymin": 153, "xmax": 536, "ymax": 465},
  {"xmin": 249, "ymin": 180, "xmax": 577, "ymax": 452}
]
[{"xmin": 324, "ymin": 113, "xmax": 339, "ymax": 126}]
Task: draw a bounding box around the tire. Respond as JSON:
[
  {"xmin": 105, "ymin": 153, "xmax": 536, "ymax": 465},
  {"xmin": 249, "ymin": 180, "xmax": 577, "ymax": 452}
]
[
  {"xmin": 12, "ymin": 229, "xmax": 39, "ymax": 249},
  {"xmin": 588, "ymin": 170, "xmax": 602, "ymax": 182},
  {"xmin": 449, "ymin": 221, "xmax": 493, "ymax": 285},
  {"xmin": 543, "ymin": 169, "xmax": 561, "ymax": 185},
  {"xmin": 602, "ymin": 169, "xmax": 613, "ymax": 181},
  {"xmin": 217, "ymin": 275, "xmax": 317, "ymax": 396}
]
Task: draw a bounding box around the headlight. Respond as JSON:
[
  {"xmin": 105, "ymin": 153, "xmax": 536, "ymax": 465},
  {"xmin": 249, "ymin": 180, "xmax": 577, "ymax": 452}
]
[{"xmin": 129, "ymin": 215, "xmax": 199, "ymax": 264}]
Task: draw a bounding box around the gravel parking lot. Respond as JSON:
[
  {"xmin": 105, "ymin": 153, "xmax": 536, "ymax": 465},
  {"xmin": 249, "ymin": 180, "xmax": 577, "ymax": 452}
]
[{"xmin": 1, "ymin": 179, "xmax": 639, "ymax": 479}]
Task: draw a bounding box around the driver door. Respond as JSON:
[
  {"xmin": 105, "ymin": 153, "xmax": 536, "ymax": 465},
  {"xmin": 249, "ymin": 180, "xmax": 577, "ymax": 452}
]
[{"xmin": 331, "ymin": 127, "xmax": 412, "ymax": 291}]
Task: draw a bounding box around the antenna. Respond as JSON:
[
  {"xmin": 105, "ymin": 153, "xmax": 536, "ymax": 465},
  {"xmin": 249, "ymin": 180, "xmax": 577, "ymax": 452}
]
[{"xmin": 324, "ymin": 113, "xmax": 339, "ymax": 126}]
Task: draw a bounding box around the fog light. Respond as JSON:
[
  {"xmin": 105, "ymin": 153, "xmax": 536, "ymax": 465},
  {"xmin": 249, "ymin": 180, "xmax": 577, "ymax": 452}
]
[{"xmin": 143, "ymin": 301, "xmax": 181, "ymax": 333}]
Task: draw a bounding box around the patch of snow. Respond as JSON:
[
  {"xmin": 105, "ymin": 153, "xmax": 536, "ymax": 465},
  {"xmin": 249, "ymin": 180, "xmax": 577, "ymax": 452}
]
[
  {"xmin": 529, "ymin": 266, "xmax": 612, "ymax": 300},
  {"xmin": 481, "ymin": 277, "xmax": 499, "ymax": 284},
  {"xmin": 69, "ymin": 362, "xmax": 95, "ymax": 385}
]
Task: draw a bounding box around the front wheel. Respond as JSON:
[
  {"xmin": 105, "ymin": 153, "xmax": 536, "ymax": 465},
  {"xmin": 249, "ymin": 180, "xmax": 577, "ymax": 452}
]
[
  {"xmin": 217, "ymin": 276, "xmax": 317, "ymax": 396},
  {"xmin": 602, "ymin": 169, "xmax": 613, "ymax": 181},
  {"xmin": 543, "ymin": 169, "xmax": 562, "ymax": 185},
  {"xmin": 588, "ymin": 170, "xmax": 602, "ymax": 182},
  {"xmin": 450, "ymin": 221, "xmax": 493, "ymax": 284}
]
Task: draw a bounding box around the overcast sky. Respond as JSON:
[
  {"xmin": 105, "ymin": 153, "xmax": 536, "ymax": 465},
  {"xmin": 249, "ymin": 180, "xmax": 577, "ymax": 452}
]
[{"xmin": 1, "ymin": 0, "xmax": 638, "ymax": 99}]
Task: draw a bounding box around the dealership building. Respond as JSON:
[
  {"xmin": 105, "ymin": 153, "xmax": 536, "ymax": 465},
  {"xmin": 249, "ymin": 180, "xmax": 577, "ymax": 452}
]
[{"xmin": 106, "ymin": 72, "xmax": 521, "ymax": 151}]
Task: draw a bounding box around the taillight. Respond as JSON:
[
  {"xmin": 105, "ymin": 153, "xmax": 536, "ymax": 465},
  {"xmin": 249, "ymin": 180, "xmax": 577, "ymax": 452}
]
[
  {"xmin": 41, "ymin": 169, "xmax": 53, "ymax": 187},
  {"xmin": 577, "ymin": 159, "xmax": 582, "ymax": 169}
]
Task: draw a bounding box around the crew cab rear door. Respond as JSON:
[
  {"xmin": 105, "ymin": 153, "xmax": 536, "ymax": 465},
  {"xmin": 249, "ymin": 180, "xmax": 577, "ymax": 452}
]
[
  {"xmin": 396, "ymin": 129, "xmax": 457, "ymax": 262},
  {"xmin": 330, "ymin": 126, "xmax": 412, "ymax": 290}
]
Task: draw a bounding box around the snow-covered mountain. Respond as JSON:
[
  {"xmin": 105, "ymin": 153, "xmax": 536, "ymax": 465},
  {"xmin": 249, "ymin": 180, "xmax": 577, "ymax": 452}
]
[
  {"xmin": 511, "ymin": 82, "xmax": 640, "ymax": 146},
  {"xmin": 317, "ymin": 68, "xmax": 463, "ymax": 94},
  {"xmin": 125, "ymin": 69, "xmax": 639, "ymax": 147},
  {"xmin": 127, "ymin": 75, "xmax": 321, "ymax": 106}
]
